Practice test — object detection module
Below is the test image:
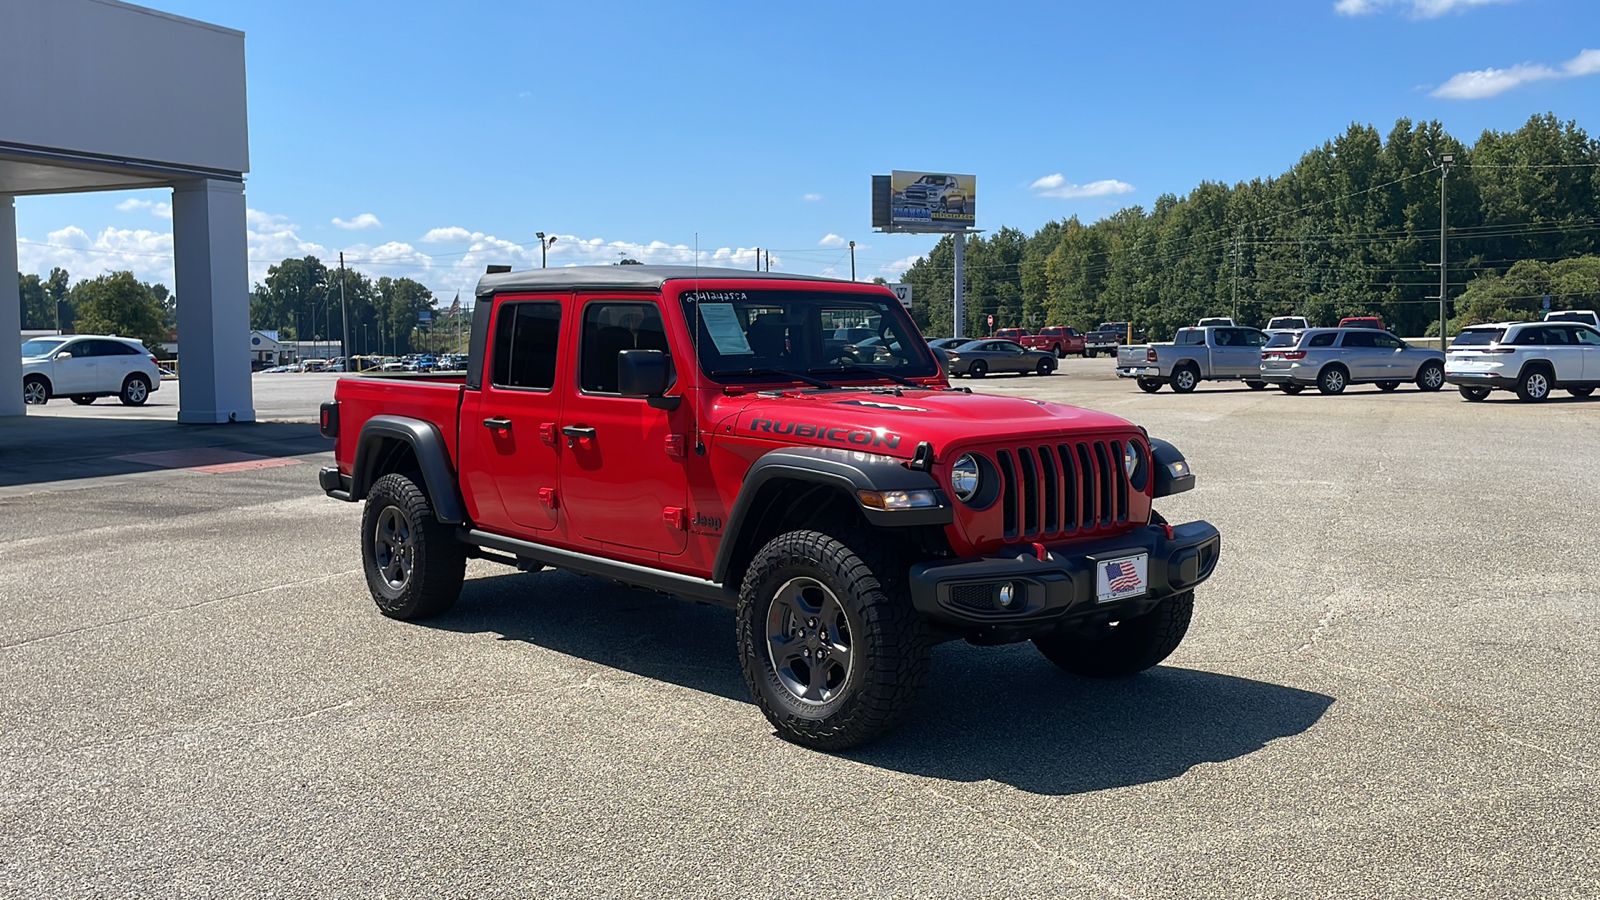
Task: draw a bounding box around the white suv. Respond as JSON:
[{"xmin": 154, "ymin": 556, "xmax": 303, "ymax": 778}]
[
  {"xmin": 21, "ymin": 335, "xmax": 162, "ymax": 406},
  {"xmin": 1444, "ymin": 321, "xmax": 1600, "ymax": 402}
]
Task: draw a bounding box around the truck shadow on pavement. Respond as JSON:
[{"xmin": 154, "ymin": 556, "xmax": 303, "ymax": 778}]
[{"xmin": 436, "ymin": 569, "xmax": 1335, "ymax": 796}]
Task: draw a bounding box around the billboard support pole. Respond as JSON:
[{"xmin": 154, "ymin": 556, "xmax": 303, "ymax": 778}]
[{"xmin": 953, "ymin": 232, "xmax": 966, "ymax": 340}]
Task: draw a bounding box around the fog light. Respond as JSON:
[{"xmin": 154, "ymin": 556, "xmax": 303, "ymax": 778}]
[{"xmin": 998, "ymin": 582, "xmax": 1022, "ymax": 610}]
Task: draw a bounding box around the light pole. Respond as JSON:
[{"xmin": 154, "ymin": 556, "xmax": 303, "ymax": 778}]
[
  {"xmin": 849, "ymin": 240, "xmax": 856, "ymax": 281},
  {"xmin": 537, "ymin": 232, "xmax": 558, "ymax": 268},
  {"xmin": 1438, "ymin": 153, "xmax": 1453, "ymax": 349}
]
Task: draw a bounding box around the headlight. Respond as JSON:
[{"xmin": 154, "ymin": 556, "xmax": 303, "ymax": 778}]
[
  {"xmin": 1123, "ymin": 443, "xmax": 1139, "ymax": 479},
  {"xmin": 951, "ymin": 454, "xmax": 981, "ymax": 502}
]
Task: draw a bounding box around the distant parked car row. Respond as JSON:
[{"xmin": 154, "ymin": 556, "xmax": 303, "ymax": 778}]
[{"xmin": 926, "ymin": 338, "xmax": 1058, "ymax": 377}]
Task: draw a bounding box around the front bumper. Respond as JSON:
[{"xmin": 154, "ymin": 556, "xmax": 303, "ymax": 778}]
[
  {"xmin": 908, "ymin": 521, "xmax": 1221, "ymax": 633},
  {"xmin": 1116, "ymin": 366, "xmax": 1160, "ymax": 378}
]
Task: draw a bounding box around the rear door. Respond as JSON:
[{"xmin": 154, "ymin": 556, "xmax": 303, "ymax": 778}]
[
  {"xmin": 1515, "ymin": 326, "xmax": 1581, "ymax": 382},
  {"xmin": 558, "ymin": 296, "xmax": 690, "ymax": 559},
  {"xmin": 92, "ymin": 340, "xmax": 138, "ymax": 391},
  {"xmin": 460, "ymin": 296, "xmax": 569, "ymax": 535}
]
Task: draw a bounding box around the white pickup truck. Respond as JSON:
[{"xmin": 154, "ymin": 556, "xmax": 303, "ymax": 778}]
[{"xmin": 1116, "ymin": 326, "xmax": 1271, "ymax": 393}]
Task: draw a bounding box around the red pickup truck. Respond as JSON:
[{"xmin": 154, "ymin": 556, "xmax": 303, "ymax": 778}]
[
  {"xmin": 992, "ymin": 327, "xmax": 1086, "ymax": 358},
  {"xmin": 320, "ymin": 266, "xmax": 1219, "ymax": 749}
]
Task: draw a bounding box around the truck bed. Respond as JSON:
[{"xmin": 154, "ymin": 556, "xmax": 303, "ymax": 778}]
[{"xmin": 330, "ymin": 375, "xmax": 466, "ymax": 473}]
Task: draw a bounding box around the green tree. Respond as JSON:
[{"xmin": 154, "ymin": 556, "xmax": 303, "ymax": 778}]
[
  {"xmin": 71, "ymin": 272, "xmax": 166, "ymax": 349},
  {"xmin": 17, "ymin": 273, "xmax": 51, "ymax": 329}
]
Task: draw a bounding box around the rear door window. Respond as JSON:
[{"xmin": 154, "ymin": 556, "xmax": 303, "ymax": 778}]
[
  {"xmin": 491, "ymin": 301, "xmax": 563, "ymax": 391},
  {"xmin": 1340, "ymin": 332, "xmax": 1378, "ymax": 348},
  {"xmin": 1514, "ymin": 327, "xmax": 1551, "ymax": 346}
]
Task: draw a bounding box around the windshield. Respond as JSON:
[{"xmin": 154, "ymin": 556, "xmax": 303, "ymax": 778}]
[
  {"xmin": 21, "ymin": 338, "xmax": 68, "ymax": 358},
  {"xmin": 1451, "ymin": 329, "xmax": 1505, "ymax": 347},
  {"xmin": 680, "ymin": 289, "xmax": 938, "ymax": 384}
]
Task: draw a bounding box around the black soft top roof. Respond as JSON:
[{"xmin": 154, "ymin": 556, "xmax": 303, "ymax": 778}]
[{"xmin": 475, "ymin": 265, "xmax": 851, "ymax": 298}]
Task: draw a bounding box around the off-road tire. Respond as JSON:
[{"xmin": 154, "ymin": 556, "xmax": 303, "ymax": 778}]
[
  {"xmin": 361, "ymin": 472, "xmax": 466, "ymax": 620},
  {"xmin": 1568, "ymin": 387, "xmax": 1594, "ymax": 398},
  {"xmin": 1515, "ymin": 366, "xmax": 1552, "ymax": 402},
  {"xmin": 1460, "ymin": 386, "xmax": 1490, "ymax": 402},
  {"xmin": 1036, "ymin": 358, "xmax": 1055, "ymax": 376},
  {"xmin": 1415, "ymin": 362, "xmax": 1445, "ymax": 392},
  {"xmin": 737, "ymin": 528, "xmax": 929, "ymax": 751},
  {"xmin": 119, "ymin": 374, "xmax": 151, "ymax": 406},
  {"xmin": 1281, "ymin": 383, "xmax": 1305, "ymax": 395},
  {"xmin": 23, "ymin": 375, "xmax": 49, "ymax": 405},
  {"xmin": 70, "ymin": 395, "xmax": 96, "ymax": 405},
  {"xmin": 1033, "ymin": 591, "xmax": 1194, "ymax": 678},
  {"xmin": 1317, "ymin": 366, "xmax": 1348, "ymax": 395},
  {"xmin": 1170, "ymin": 365, "xmax": 1199, "ymax": 393},
  {"xmin": 969, "ymin": 360, "xmax": 988, "ymax": 378},
  {"xmin": 1137, "ymin": 378, "xmax": 1163, "ymax": 393},
  {"xmin": 1376, "ymin": 381, "xmax": 1400, "ymax": 392}
]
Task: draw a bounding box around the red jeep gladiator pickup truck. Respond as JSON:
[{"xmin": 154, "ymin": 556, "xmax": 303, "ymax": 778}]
[
  {"xmin": 320, "ymin": 266, "xmax": 1220, "ymax": 749},
  {"xmin": 992, "ymin": 327, "xmax": 1086, "ymax": 358}
]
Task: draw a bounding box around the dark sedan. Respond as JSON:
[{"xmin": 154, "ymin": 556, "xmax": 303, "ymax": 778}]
[{"xmin": 944, "ymin": 339, "xmax": 1057, "ymax": 377}]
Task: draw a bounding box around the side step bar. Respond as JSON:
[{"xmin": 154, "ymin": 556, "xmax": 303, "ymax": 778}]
[{"xmin": 457, "ymin": 529, "xmax": 736, "ymax": 608}]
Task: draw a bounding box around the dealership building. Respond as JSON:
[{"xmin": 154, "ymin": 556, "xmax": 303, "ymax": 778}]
[{"xmin": 1, "ymin": 0, "xmax": 253, "ymax": 422}]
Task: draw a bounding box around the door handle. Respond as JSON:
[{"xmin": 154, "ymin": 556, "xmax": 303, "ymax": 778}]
[
  {"xmin": 561, "ymin": 425, "xmax": 596, "ymax": 447},
  {"xmin": 482, "ymin": 417, "xmax": 512, "ymax": 430}
]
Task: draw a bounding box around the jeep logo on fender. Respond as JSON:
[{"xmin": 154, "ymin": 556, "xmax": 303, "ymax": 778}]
[{"xmin": 748, "ymin": 417, "xmax": 901, "ymax": 450}]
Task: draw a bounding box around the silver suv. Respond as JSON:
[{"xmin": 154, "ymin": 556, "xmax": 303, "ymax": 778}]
[
  {"xmin": 1259, "ymin": 328, "xmax": 1446, "ymax": 395},
  {"xmin": 1445, "ymin": 321, "xmax": 1600, "ymax": 402}
]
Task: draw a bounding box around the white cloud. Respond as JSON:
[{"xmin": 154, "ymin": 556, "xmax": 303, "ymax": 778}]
[
  {"xmin": 115, "ymin": 198, "xmax": 171, "ymax": 218},
  {"xmin": 881, "ymin": 254, "xmax": 924, "ymax": 277},
  {"xmin": 818, "ymin": 233, "xmax": 847, "ymax": 247},
  {"xmin": 802, "ymin": 193, "xmax": 822, "ymax": 202},
  {"xmin": 1433, "ymin": 48, "xmax": 1599, "ymax": 99},
  {"xmin": 1565, "ymin": 48, "xmax": 1600, "ymax": 77},
  {"xmin": 1432, "ymin": 63, "xmax": 1558, "ymax": 98},
  {"xmin": 1030, "ymin": 174, "xmax": 1137, "ymax": 199},
  {"xmin": 1335, "ymin": 0, "xmax": 1515, "ymax": 18},
  {"xmin": 420, "ymin": 226, "xmax": 479, "ymax": 243},
  {"xmin": 332, "ymin": 213, "xmax": 382, "ymax": 230}
]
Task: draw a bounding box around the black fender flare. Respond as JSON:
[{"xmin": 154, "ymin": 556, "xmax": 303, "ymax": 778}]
[
  {"xmin": 350, "ymin": 415, "xmax": 467, "ymax": 525},
  {"xmin": 1148, "ymin": 438, "xmax": 1196, "ymax": 497},
  {"xmin": 712, "ymin": 446, "xmax": 951, "ymax": 585}
]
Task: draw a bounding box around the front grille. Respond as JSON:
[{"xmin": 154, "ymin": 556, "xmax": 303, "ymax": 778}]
[{"xmin": 993, "ymin": 439, "xmax": 1133, "ymax": 541}]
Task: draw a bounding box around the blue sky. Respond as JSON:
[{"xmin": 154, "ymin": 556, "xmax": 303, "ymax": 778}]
[{"xmin": 15, "ymin": 0, "xmax": 1600, "ymax": 301}]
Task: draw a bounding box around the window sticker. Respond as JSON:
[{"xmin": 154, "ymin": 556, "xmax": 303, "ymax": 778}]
[{"xmin": 699, "ymin": 303, "xmax": 753, "ymax": 355}]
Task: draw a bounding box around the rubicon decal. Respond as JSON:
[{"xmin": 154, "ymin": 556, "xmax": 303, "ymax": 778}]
[{"xmin": 748, "ymin": 417, "xmax": 902, "ymax": 450}]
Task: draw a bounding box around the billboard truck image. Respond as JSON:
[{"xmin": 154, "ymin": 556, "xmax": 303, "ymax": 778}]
[{"xmin": 890, "ymin": 171, "xmax": 976, "ymax": 230}]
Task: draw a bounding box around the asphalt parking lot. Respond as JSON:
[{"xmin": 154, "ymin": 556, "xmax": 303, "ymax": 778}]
[{"xmin": 1, "ymin": 363, "xmax": 1596, "ymax": 899}]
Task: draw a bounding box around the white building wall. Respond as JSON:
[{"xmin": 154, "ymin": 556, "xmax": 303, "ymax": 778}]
[{"xmin": 0, "ymin": 0, "xmax": 248, "ymax": 174}]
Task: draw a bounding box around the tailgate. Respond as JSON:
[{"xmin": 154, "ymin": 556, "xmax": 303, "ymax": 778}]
[{"xmin": 1117, "ymin": 346, "xmax": 1151, "ymax": 366}]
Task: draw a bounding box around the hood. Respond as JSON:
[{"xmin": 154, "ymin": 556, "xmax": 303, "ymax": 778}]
[{"xmin": 728, "ymin": 388, "xmax": 1137, "ymax": 457}]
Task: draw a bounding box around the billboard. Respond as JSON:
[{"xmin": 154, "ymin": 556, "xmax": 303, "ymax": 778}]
[
  {"xmin": 886, "ymin": 284, "xmax": 913, "ymax": 310},
  {"xmin": 889, "ymin": 171, "xmax": 975, "ymax": 231}
]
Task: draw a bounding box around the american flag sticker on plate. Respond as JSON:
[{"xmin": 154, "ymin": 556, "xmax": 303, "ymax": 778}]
[{"xmin": 1096, "ymin": 554, "xmax": 1148, "ymax": 603}]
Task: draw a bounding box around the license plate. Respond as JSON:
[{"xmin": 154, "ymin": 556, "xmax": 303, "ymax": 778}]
[{"xmin": 1096, "ymin": 553, "xmax": 1148, "ymax": 603}]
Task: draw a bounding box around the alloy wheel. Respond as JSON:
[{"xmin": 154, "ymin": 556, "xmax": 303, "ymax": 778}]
[
  {"xmin": 764, "ymin": 577, "xmax": 855, "ymax": 705},
  {"xmin": 373, "ymin": 506, "xmax": 415, "ymax": 591}
]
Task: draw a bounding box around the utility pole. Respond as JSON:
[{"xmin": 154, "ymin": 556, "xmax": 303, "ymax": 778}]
[
  {"xmin": 1438, "ymin": 153, "xmax": 1453, "ymax": 349},
  {"xmin": 338, "ymin": 252, "xmax": 349, "ymax": 363},
  {"xmin": 765, "ymin": 250, "xmax": 771, "ymax": 272},
  {"xmin": 1231, "ymin": 236, "xmax": 1240, "ymax": 321},
  {"xmin": 754, "ymin": 248, "xmax": 761, "ymax": 271},
  {"xmin": 849, "ymin": 240, "xmax": 857, "ymax": 281}
]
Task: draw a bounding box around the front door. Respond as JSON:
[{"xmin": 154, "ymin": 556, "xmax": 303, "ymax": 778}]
[
  {"xmin": 460, "ymin": 297, "xmax": 569, "ymax": 534},
  {"xmin": 1570, "ymin": 324, "xmax": 1600, "ymax": 380},
  {"xmin": 51, "ymin": 339, "xmax": 98, "ymax": 393},
  {"xmin": 559, "ymin": 296, "xmax": 690, "ymax": 559}
]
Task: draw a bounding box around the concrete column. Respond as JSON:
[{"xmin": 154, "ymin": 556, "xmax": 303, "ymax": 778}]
[
  {"xmin": 0, "ymin": 195, "xmax": 23, "ymax": 418},
  {"xmin": 172, "ymin": 178, "xmax": 254, "ymax": 423}
]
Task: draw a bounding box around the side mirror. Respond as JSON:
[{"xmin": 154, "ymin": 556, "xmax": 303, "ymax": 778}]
[
  {"xmin": 618, "ymin": 349, "xmax": 680, "ymax": 410},
  {"xmin": 54, "ymin": 352, "xmax": 72, "ymax": 361}
]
